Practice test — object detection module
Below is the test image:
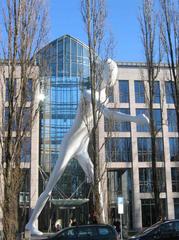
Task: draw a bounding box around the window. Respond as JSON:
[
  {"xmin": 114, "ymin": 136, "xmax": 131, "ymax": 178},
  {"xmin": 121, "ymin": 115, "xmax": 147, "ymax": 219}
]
[
  {"xmin": 22, "ymin": 108, "xmax": 31, "ymax": 131},
  {"xmin": 141, "ymin": 199, "xmax": 166, "ymax": 227},
  {"xmin": 139, "ymin": 168, "xmax": 165, "ymax": 192},
  {"xmin": 153, "ymin": 109, "xmax": 162, "ymax": 132},
  {"xmin": 153, "ymin": 81, "xmax": 160, "ymax": 103},
  {"xmin": 169, "ymin": 138, "xmax": 179, "ymax": 161},
  {"xmin": 4, "ymin": 107, "xmax": 16, "ymax": 131},
  {"xmin": 138, "ymin": 138, "xmax": 152, "ymax": 162},
  {"xmin": 105, "ymin": 137, "xmax": 132, "ymax": 162},
  {"xmin": 118, "ymin": 80, "xmax": 129, "ymax": 103},
  {"xmin": 138, "ymin": 138, "xmax": 164, "ymax": 162},
  {"xmin": 139, "ymin": 168, "xmax": 153, "ymax": 192},
  {"xmin": 107, "ymin": 169, "xmax": 132, "ymax": 206},
  {"xmin": 171, "ymin": 168, "xmax": 179, "ymax": 192},
  {"xmin": 160, "ymin": 222, "xmax": 174, "ymax": 237},
  {"xmin": 135, "ymin": 80, "xmax": 145, "ymax": 103},
  {"xmin": 6, "ymin": 78, "xmax": 16, "ymax": 101},
  {"xmin": 98, "ymin": 227, "xmax": 110, "ymax": 236},
  {"xmin": 136, "ymin": 109, "xmax": 149, "ymax": 132},
  {"xmin": 78, "ymin": 227, "xmax": 95, "ymax": 238},
  {"xmin": 141, "ymin": 199, "xmax": 156, "ymax": 227},
  {"xmin": 165, "ymin": 81, "xmax": 175, "ymax": 104},
  {"xmin": 19, "ymin": 192, "xmax": 30, "ymax": 205},
  {"xmin": 167, "ymin": 109, "xmax": 177, "ymax": 132},
  {"xmin": 26, "ymin": 79, "xmax": 33, "ymax": 101},
  {"xmin": 21, "ymin": 137, "xmax": 31, "ymax": 162},
  {"xmin": 107, "ymin": 86, "xmax": 114, "ymax": 103},
  {"xmin": 174, "ymin": 199, "xmax": 179, "ymax": 219},
  {"xmin": 104, "ymin": 108, "xmax": 131, "ymax": 132}
]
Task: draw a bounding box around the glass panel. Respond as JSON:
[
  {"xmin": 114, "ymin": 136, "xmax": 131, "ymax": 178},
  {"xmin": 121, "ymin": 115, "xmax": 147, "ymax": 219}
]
[
  {"xmin": 165, "ymin": 81, "xmax": 175, "ymax": 104},
  {"xmin": 174, "ymin": 199, "xmax": 179, "ymax": 219},
  {"xmin": 138, "ymin": 138, "xmax": 164, "ymax": 162},
  {"xmin": 6, "ymin": 78, "xmax": 16, "ymax": 101},
  {"xmin": 141, "ymin": 199, "xmax": 166, "ymax": 227},
  {"xmin": 153, "ymin": 109, "xmax": 162, "ymax": 132},
  {"xmin": 78, "ymin": 227, "xmax": 95, "ymax": 237},
  {"xmin": 139, "ymin": 168, "xmax": 165, "ymax": 192},
  {"xmin": 167, "ymin": 109, "xmax": 177, "ymax": 132},
  {"xmin": 169, "ymin": 138, "xmax": 179, "ymax": 161},
  {"xmin": 119, "ymin": 80, "xmax": 129, "ymax": 103},
  {"xmin": 105, "ymin": 138, "xmax": 132, "ymax": 162},
  {"xmin": 171, "ymin": 168, "xmax": 179, "ymax": 192},
  {"xmin": 138, "ymin": 138, "xmax": 152, "ymax": 162},
  {"xmin": 21, "ymin": 137, "xmax": 31, "ymax": 162},
  {"xmin": 153, "ymin": 81, "xmax": 160, "ymax": 103},
  {"xmin": 98, "ymin": 227, "xmax": 110, "ymax": 236},
  {"xmin": 26, "ymin": 79, "xmax": 33, "ymax": 101},
  {"xmin": 135, "ymin": 80, "xmax": 145, "ymax": 103}
]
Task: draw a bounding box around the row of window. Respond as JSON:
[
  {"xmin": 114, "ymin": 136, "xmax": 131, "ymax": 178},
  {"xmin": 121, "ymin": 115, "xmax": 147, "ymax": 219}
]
[
  {"xmin": 105, "ymin": 137, "xmax": 179, "ymax": 162},
  {"xmin": 139, "ymin": 167, "xmax": 179, "ymax": 193},
  {"xmin": 109, "ymin": 80, "xmax": 176, "ymax": 104}
]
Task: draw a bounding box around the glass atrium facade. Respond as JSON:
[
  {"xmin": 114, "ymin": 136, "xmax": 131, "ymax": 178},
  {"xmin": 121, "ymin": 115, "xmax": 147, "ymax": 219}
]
[{"xmin": 38, "ymin": 35, "xmax": 90, "ymax": 198}]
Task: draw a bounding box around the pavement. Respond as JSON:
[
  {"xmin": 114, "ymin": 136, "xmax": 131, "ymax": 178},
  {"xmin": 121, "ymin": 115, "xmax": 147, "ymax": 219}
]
[{"xmin": 23, "ymin": 232, "xmax": 55, "ymax": 240}]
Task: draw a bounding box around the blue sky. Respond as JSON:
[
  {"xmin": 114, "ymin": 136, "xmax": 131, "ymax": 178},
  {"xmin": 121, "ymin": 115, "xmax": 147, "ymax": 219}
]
[{"xmin": 48, "ymin": 0, "xmax": 144, "ymax": 62}]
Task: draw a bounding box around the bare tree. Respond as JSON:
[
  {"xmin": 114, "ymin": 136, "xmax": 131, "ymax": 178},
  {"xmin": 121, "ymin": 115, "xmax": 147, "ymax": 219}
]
[
  {"xmin": 139, "ymin": 0, "xmax": 164, "ymax": 222},
  {"xmin": 0, "ymin": 0, "xmax": 48, "ymax": 239},
  {"xmin": 81, "ymin": 0, "xmax": 113, "ymax": 223},
  {"xmin": 160, "ymin": 0, "xmax": 179, "ymax": 140}
]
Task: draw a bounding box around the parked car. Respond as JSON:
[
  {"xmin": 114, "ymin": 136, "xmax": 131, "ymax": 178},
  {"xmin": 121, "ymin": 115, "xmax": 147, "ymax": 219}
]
[
  {"xmin": 128, "ymin": 219, "xmax": 179, "ymax": 240},
  {"xmin": 41, "ymin": 224, "xmax": 119, "ymax": 240}
]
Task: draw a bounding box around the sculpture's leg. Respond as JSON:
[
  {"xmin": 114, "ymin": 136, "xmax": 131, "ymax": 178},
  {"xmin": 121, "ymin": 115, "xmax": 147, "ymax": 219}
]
[
  {"xmin": 75, "ymin": 151, "xmax": 94, "ymax": 183},
  {"xmin": 26, "ymin": 150, "xmax": 74, "ymax": 235}
]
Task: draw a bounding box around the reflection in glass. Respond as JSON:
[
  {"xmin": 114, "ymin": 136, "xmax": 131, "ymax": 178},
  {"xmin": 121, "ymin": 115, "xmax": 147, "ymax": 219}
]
[
  {"xmin": 119, "ymin": 80, "xmax": 129, "ymax": 103},
  {"xmin": 135, "ymin": 80, "xmax": 145, "ymax": 103},
  {"xmin": 167, "ymin": 109, "xmax": 177, "ymax": 132},
  {"xmin": 169, "ymin": 138, "xmax": 179, "ymax": 161},
  {"xmin": 105, "ymin": 137, "xmax": 132, "ymax": 162},
  {"xmin": 137, "ymin": 138, "xmax": 164, "ymax": 162},
  {"xmin": 165, "ymin": 81, "xmax": 175, "ymax": 104}
]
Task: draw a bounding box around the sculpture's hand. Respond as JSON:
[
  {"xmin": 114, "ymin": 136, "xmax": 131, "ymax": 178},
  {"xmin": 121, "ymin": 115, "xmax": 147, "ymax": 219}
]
[{"xmin": 137, "ymin": 114, "xmax": 149, "ymax": 125}]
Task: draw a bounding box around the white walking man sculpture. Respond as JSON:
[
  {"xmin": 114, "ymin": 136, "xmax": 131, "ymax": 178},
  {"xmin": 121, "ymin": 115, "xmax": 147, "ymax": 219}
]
[{"xmin": 26, "ymin": 59, "xmax": 149, "ymax": 235}]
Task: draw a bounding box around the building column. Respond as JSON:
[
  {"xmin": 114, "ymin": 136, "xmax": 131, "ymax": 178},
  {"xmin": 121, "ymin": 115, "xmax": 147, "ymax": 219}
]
[
  {"xmin": 161, "ymin": 95, "xmax": 174, "ymax": 219},
  {"xmin": 30, "ymin": 110, "xmax": 39, "ymax": 218},
  {"xmin": 129, "ymin": 80, "xmax": 142, "ymax": 230}
]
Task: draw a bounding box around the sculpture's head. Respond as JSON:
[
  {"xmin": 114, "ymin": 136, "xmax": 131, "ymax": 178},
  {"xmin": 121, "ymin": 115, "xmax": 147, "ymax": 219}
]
[{"xmin": 102, "ymin": 58, "xmax": 118, "ymax": 88}]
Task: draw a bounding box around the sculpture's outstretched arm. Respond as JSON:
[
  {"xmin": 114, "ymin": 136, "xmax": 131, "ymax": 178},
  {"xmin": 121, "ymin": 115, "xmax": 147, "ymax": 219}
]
[{"xmin": 101, "ymin": 106, "xmax": 149, "ymax": 125}]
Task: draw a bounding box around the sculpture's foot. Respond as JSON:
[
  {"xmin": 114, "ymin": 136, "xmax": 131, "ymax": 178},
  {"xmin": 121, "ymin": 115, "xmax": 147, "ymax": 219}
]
[{"xmin": 25, "ymin": 223, "xmax": 43, "ymax": 236}]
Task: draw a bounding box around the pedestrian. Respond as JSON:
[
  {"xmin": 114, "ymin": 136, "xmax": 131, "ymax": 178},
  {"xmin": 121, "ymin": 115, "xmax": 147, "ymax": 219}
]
[
  {"xmin": 71, "ymin": 218, "xmax": 77, "ymax": 226},
  {"xmin": 69, "ymin": 218, "xmax": 73, "ymax": 227},
  {"xmin": 113, "ymin": 220, "xmax": 120, "ymax": 236},
  {"xmin": 55, "ymin": 224, "xmax": 62, "ymax": 232},
  {"xmin": 55, "ymin": 219, "xmax": 62, "ymax": 232}
]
